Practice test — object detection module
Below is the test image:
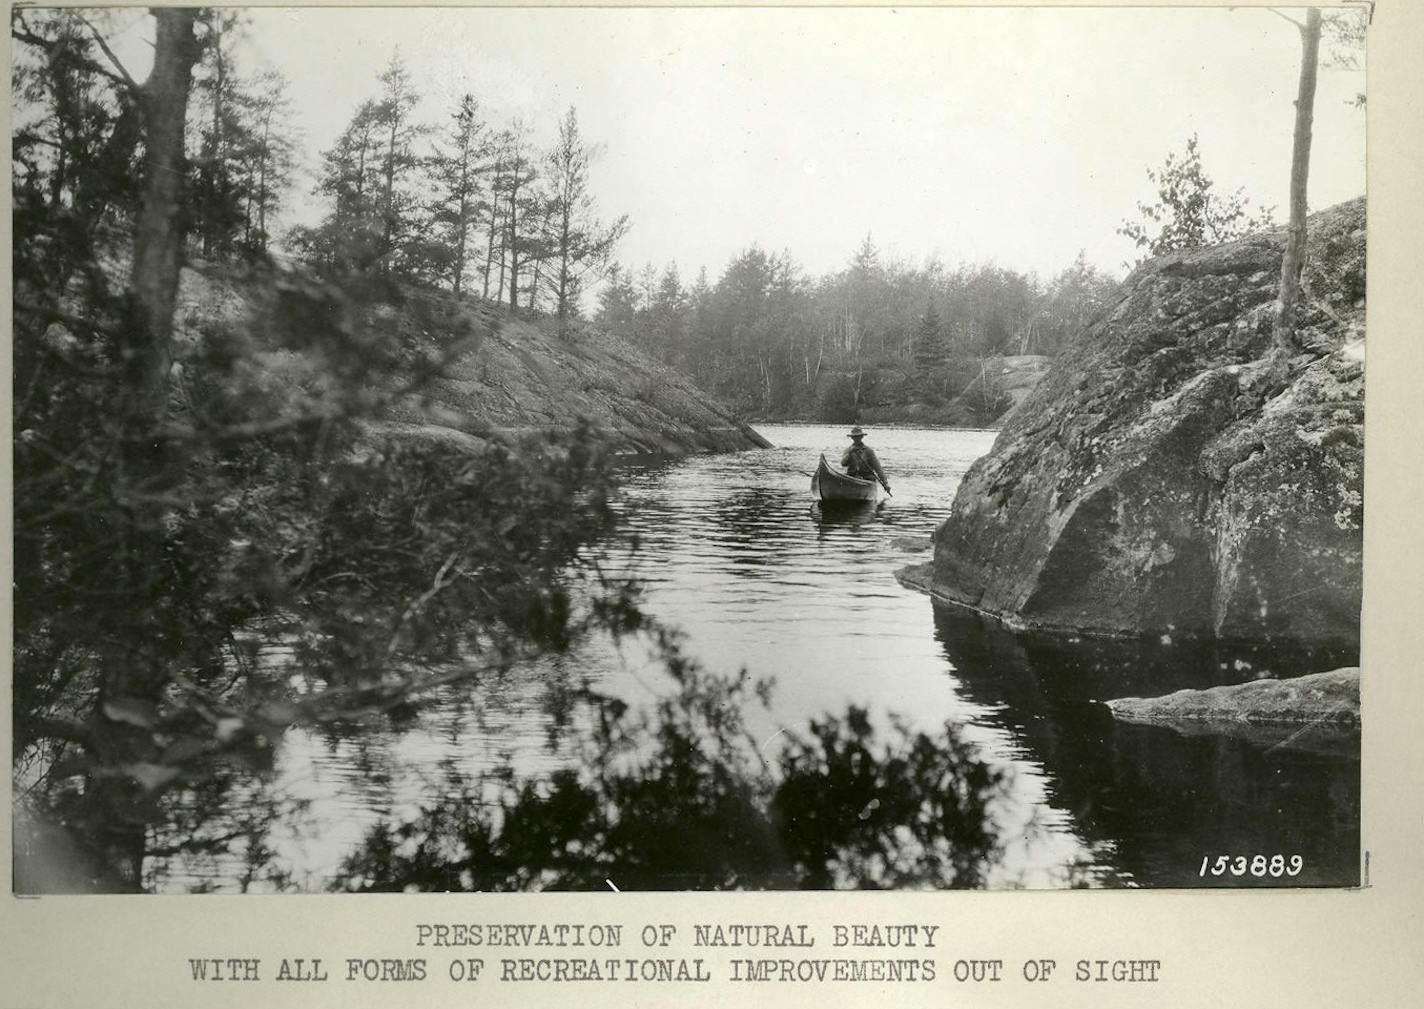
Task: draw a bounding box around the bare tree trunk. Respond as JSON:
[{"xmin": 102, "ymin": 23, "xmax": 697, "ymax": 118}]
[
  {"xmin": 381, "ymin": 112, "xmax": 398, "ymax": 276},
  {"xmin": 257, "ymin": 112, "xmax": 270, "ymax": 252},
  {"xmin": 102, "ymin": 6, "xmax": 199, "ymax": 890},
  {"xmin": 483, "ymin": 176, "xmax": 502, "ymax": 300},
  {"xmin": 495, "ymin": 226, "xmax": 507, "ymax": 303},
  {"xmin": 206, "ymin": 15, "xmax": 224, "ymax": 256},
  {"xmin": 127, "ymin": 8, "xmax": 198, "ymax": 426},
  {"xmin": 242, "ymin": 167, "xmax": 253, "ymax": 249},
  {"xmin": 1274, "ymin": 7, "xmax": 1322, "ymax": 354},
  {"xmin": 453, "ymin": 154, "xmax": 469, "ymax": 295},
  {"xmin": 506, "ymin": 181, "xmax": 520, "ymax": 311},
  {"xmin": 556, "ymin": 201, "xmax": 573, "ymax": 318},
  {"xmin": 355, "ymin": 127, "xmax": 368, "ymax": 202}
]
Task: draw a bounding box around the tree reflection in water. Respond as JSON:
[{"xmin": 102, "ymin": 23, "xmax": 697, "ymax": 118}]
[
  {"xmin": 332, "ymin": 650, "xmax": 1016, "ymax": 891},
  {"xmin": 930, "ymin": 603, "xmax": 1360, "ymax": 887}
]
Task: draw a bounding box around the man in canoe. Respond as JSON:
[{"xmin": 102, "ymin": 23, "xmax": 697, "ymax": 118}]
[{"xmin": 842, "ymin": 426, "xmax": 890, "ymax": 493}]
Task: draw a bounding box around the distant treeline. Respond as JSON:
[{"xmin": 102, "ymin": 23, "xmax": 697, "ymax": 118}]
[{"xmin": 595, "ymin": 240, "xmax": 1119, "ymax": 424}]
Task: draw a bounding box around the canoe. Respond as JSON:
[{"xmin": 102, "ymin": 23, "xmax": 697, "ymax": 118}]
[{"xmin": 811, "ymin": 453, "xmax": 878, "ymax": 503}]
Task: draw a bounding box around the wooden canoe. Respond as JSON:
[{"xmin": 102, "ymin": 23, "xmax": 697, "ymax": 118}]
[{"xmin": 811, "ymin": 453, "xmax": 878, "ymax": 502}]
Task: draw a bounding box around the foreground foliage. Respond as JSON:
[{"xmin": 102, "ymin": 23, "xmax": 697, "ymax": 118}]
[
  {"xmin": 334, "ymin": 661, "xmax": 1012, "ymax": 891},
  {"xmin": 14, "ymin": 251, "xmax": 639, "ymax": 888}
]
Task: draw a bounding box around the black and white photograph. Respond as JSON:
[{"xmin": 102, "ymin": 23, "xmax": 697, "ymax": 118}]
[{"xmin": 11, "ymin": 4, "xmax": 1368, "ymax": 895}]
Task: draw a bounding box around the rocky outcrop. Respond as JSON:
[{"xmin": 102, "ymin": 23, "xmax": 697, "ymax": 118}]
[
  {"xmin": 1106, "ymin": 668, "xmax": 1359, "ymax": 756},
  {"xmin": 393, "ymin": 312, "xmax": 771, "ymax": 455},
  {"xmin": 176, "ymin": 265, "xmax": 769, "ymax": 456},
  {"xmin": 913, "ymin": 199, "xmax": 1364, "ymax": 647},
  {"xmin": 988, "ymin": 354, "xmax": 1054, "ymax": 409},
  {"xmin": 944, "ymin": 354, "xmax": 1053, "ymax": 425},
  {"xmin": 1107, "ymin": 667, "xmax": 1359, "ymax": 726}
]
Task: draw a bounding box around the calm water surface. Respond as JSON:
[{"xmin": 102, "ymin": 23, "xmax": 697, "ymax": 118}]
[{"xmin": 163, "ymin": 423, "xmax": 1359, "ymax": 890}]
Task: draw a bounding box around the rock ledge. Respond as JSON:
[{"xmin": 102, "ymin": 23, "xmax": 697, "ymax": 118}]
[{"xmin": 1107, "ymin": 667, "xmax": 1359, "ymax": 727}]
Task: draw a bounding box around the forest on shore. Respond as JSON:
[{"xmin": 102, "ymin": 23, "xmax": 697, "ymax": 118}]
[
  {"xmin": 15, "ymin": 10, "xmax": 1325, "ymax": 429},
  {"xmin": 596, "ymin": 243, "xmax": 1117, "ymax": 424}
]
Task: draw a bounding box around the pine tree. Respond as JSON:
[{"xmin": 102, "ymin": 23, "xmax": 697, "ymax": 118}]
[
  {"xmin": 300, "ymin": 98, "xmax": 385, "ymax": 271},
  {"xmin": 237, "ymin": 70, "xmax": 296, "ymax": 255},
  {"xmin": 299, "ymin": 52, "xmax": 425, "ymax": 277},
  {"xmin": 913, "ymin": 300, "xmax": 948, "ymax": 368},
  {"xmin": 843, "ymin": 234, "xmax": 884, "ymax": 355},
  {"xmin": 190, "ymin": 9, "xmax": 248, "ymax": 257},
  {"xmin": 427, "ymin": 93, "xmax": 489, "ymax": 294},
  {"xmin": 372, "ymin": 52, "xmax": 426, "ymax": 276},
  {"xmin": 490, "ymin": 121, "xmax": 537, "ymax": 310},
  {"xmin": 1034, "ymin": 252, "xmax": 1117, "ymax": 353},
  {"xmin": 596, "ymin": 263, "xmax": 640, "ymax": 332},
  {"xmin": 543, "ymin": 106, "xmax": 629, "ymax": 319}
]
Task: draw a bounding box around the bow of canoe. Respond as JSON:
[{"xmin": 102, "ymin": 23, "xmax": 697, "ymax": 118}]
[{"xmin": 812, "ymin": 453, "xmax": 878, "ymax": 502}]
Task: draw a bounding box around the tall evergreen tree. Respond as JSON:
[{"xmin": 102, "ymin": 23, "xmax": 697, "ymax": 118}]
[
  {"xmin": 491, "ymin": 121, "xmax": 538, "ymax": 310},
  {"xmin": 189, "ymin": 9, "xmax": 246, "ymax": 256},
  {"xmin": 299, "ymin": 98, "xmax": 384, "ymax": 270},
  {"xmin": 373, "ymin": 52, "xmax": 425, "ymax": 276},
  {"xmin": 237, "ymin": 69, "xmax": 296, "ymax": 255},
  {"xmin": 543, "ymin": 106, "xmax": 629, "ymax": 319},
  {"xmin": 298, "ymin": 52, "xmax": 425, "ymax": 276},
  {"xmin": 913, "ymin": 300, "xmax": 948, "ymax": 368},
  {"xmin": 843, "ymin": 234, "xmax": 885, "ymax": 355},
  {"xmin": 426, "ymin": 93, "xmax": 489, "ymax": 294},
  {"xmin": 596, "ymin": 263, "xmax": 640, "ymax": 332}
]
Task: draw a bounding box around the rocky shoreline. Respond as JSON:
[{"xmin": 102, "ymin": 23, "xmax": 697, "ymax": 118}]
[
  {"xmin": 916, "ymin": 199, "xmax": 1363, "ymax": 648},
  {"xmin": 178, "ymin": 264, "xmax": 771, "ymax": 457},
  {"xmin": 899, "ymin": 199, "xmax": 1364, "ymax": 730}
]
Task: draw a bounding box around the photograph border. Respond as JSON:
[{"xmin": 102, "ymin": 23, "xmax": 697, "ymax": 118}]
[{"xmin": 4, "ymin": 0, "xmax": 1421, "ymax": 1005}]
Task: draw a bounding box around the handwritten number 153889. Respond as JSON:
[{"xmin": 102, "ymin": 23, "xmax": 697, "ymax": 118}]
[{"xmin": 1199, "ymin": 854, "xmax": 1303, "ymax": 878}]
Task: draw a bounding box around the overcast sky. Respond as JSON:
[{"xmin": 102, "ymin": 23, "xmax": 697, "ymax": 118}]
[{"xmin": 110, "ymin": 6, "xmax": 1367, "ymax": 283}]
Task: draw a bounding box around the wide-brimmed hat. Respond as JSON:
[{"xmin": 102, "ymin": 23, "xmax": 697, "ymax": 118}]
[{"xmin": 848, "ymin": 426, "xmax": 865, "ymax": 438}]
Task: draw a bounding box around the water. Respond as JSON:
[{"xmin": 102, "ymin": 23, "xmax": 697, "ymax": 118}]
[{"xmin": 155, "ymin": 423, "xmax": 1359, "ymax": 890}]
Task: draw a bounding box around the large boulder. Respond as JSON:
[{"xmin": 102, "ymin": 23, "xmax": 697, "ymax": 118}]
[{"xmin": 915, "ymin": 198, "xmax": 1364, "ymax": 647}]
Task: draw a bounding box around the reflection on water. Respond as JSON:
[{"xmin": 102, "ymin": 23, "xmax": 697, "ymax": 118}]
[
  {"xmin": 152, "ymin": 423, "xmax": 1359, "ymax": 890},
  {"xmin": 930, "ymin": 605, "xmax": 1360, "ymax": 887}
]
